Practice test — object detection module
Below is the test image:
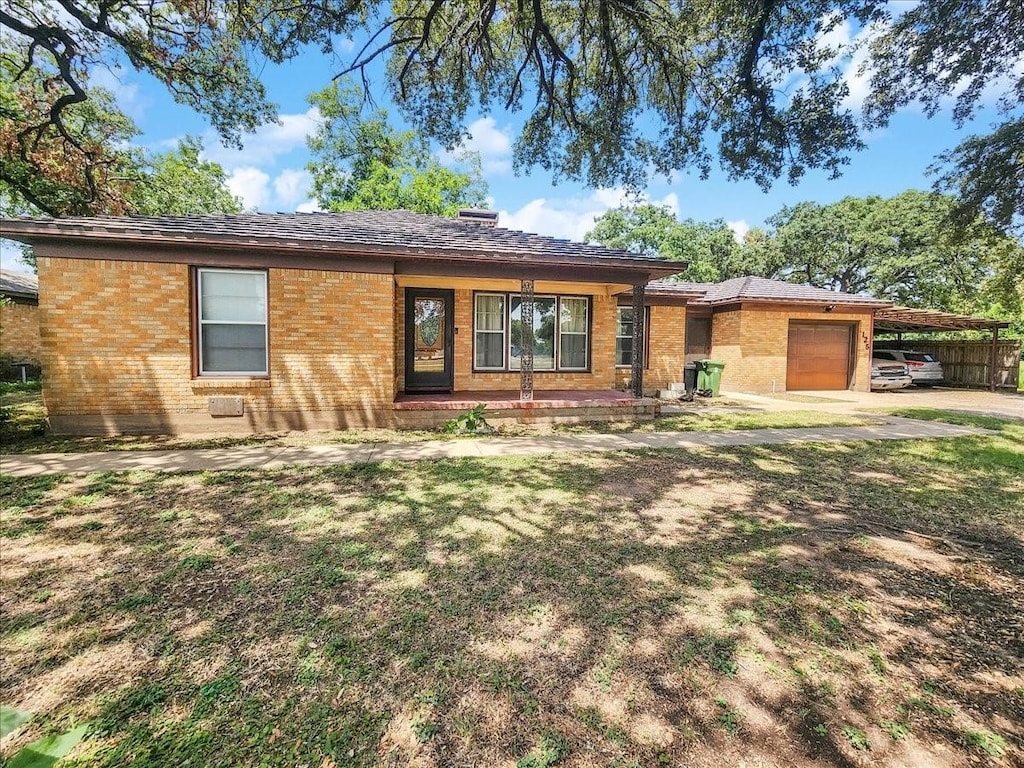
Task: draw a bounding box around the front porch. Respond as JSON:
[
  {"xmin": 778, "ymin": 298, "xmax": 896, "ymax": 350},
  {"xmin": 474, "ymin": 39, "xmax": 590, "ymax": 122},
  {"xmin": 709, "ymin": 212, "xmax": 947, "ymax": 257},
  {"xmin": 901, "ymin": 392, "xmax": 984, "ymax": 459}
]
[{"xmin": 392, "ymin": 389, "xmax": 659, "ymax": 428}]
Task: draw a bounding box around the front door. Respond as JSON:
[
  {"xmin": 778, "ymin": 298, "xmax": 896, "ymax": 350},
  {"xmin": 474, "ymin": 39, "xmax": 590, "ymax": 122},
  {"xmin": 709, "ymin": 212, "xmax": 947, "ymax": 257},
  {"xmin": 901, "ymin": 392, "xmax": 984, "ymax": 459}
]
[{"xmin": 404, "ymin": 289, "xmax": 455, "ymax": 392}]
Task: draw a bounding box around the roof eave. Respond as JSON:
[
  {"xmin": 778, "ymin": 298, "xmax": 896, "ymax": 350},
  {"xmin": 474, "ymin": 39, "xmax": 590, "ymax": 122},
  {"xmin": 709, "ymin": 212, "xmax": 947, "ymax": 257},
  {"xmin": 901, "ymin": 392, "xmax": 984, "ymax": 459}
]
[
  {"xmin": 708, "ymin": 296, "xmax": 891, "ymax": 308},
  {"xmin": 2, "ymin": 222, "xmax": 679, "ymax": 277}
]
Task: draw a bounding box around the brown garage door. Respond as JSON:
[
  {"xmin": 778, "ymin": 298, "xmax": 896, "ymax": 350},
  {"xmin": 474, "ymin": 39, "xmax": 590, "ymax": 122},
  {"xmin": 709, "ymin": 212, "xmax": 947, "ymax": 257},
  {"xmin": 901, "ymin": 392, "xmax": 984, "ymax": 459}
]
[{"xmin": 787, "ymin": 322, "xmax": 853, "ymax": 390}]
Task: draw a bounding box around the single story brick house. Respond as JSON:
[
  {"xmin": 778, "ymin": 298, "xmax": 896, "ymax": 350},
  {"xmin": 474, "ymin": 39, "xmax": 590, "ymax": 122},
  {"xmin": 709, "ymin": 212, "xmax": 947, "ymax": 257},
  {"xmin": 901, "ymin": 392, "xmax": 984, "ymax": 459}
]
[
  {"xmin": 1, "ymin": 210, "xmax": 689, "ymax": 434},
  {"xmin": 1, "ymin": 210, "xmax": 890, "ymax": 434},
  {"xmin": 0, "ymin": 269, "xmax": 41, "ymax": 365}
]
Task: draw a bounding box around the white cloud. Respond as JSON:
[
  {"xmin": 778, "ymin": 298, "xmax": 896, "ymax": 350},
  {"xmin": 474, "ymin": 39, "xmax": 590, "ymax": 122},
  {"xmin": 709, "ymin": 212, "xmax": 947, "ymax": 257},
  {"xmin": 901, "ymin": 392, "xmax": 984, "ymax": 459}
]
[
  {"xmin": 295, "ymin": 200, "xmax": 323, "ymax": 213},
  {"xmin": 88, "ymin": 65, "xmax": 147, "ymax": 119},
  {"xmin": 726, "ymin": 219, "xmax": 750, "ymax": 243},
  {"xmin": 499, "ymin": 189, "xmax": 679, "ymax": 242},
  {"xmin": 273, "ymin": 169, "xmax": 312, "ymax": 208},
  {"xmin": 226, "ymin": 167, "xmax": 271, "ymax": 210},
  {"xmin": 839, "ymin": 22, "xmax": 881, "ymax": 113},
  {"xmin": 202, "ymin": 108, "xmax": 322, "ymax": 170},
  {"xmin": 441, "ymin": 117, "xmax": 514, "ymax": 174}
]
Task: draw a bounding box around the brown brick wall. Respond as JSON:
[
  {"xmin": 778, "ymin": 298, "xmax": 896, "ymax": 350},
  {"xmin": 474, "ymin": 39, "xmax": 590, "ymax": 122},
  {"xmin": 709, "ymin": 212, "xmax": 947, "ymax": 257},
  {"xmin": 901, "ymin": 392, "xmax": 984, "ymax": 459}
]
[
  {"xmin": 0, "ymin": 299, "xmax": 41, "ymax": 363},
  {"xmin": 38, "ymin": 257, "xmax": 394, "ymax": 433},
  {"xmin": 709, "ymin": 306, "xmax": 873, "ymax": 393},
  {"xmin": 612, "ymin": 304, "xmax": 688, "ymax": 394}
]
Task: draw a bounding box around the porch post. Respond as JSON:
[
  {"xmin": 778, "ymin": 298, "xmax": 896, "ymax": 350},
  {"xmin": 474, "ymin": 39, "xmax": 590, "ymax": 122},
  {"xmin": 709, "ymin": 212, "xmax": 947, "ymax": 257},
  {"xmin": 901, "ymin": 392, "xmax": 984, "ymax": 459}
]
[
  {"xmin": 990, "ymin": 326, "xmax": 999, "ymax": 392},
  {"xmin": 520, "ymin": 279, "xmax": 535, "ymax": 401},
  {"xmin": 631, "ymin": 282, "xmax": 645, "ymax": 398}
]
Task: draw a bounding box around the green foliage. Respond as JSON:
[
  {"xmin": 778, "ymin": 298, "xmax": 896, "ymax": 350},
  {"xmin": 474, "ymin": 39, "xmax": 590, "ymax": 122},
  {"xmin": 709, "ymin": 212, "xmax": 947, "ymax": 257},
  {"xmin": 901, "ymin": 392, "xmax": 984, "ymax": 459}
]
[
  {"xmin": 960, "ymin": 728, "xmax": 1007, "ymax": 757},
  {"xmin": 587, "ymin": 204, "xmax": 778, "ymax": 283},
  {"xmin": 130, "ymin": 137, "xmax": 244, "ymax": 216},
  {"xmin": 1, "ymin": 57, "xmax": 242, "ymax": 237},
  {"xmin": 7, "ymin": 724, "xmax": 88, "ymax": 768},
  {"xmin": 443, "ymin": 404, "xmax": 492, "ymax": 434},
  {"xmin": 865, "ymin": 1, "xmax": 1023, "ymax": 234},
  {"xmin": 767, "ymin": 191, "xmax": 1024, "ymax": 320},
  {"xmin": 0, "ymin": 706, "xmax": 32, "ymax": 738},
  {"xmin": 714, "ymin": 698, "xmax": 742, "ymax": 736},
  {"xmin": 3, "ymin": 2, "xmax": 1022, "ymax": 235},
  {"xmin": 842, "ymin": 725, "xmax": 870, "ymax": 750},
  {"xmin": 0, "ymin": 56, "xmax": 140, "ymax": 217},
  {"xmin": 306, "ymin": 81, "xmax": 487, "ymax": 215},
  {"xmin": 880, "ymin": 720, "xmax": 910, "ymax": 741},
  {"xmin": 516, "ymin": 732, "xmax": 568, "ymax": 768}
]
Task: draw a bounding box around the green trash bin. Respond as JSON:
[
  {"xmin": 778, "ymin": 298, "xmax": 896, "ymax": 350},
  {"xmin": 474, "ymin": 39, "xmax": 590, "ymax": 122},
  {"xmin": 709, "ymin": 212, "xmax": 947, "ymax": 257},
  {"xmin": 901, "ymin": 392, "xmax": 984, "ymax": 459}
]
[
  {"xmin": 698, "ymin": 359, "xmax": 726, "ymax": 396},
  {"xmin": 694, "ymin": 360, "xmax": 710, "ymax": 392}
]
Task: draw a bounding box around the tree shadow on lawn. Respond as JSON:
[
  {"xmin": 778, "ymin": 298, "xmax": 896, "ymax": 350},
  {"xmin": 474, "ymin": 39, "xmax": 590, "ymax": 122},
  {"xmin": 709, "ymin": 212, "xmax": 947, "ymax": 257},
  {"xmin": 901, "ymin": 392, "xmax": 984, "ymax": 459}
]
[{"xmin": 0, "ymin": 437, "xmax": 1021, "ymax": 767}]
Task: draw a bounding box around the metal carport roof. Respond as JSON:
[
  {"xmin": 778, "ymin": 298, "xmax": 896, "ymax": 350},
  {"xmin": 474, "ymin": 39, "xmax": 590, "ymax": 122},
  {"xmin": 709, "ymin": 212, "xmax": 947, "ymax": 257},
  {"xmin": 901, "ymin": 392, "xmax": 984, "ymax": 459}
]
[
  {"xmin": 874, "ymin": 306, "xmax": 1011, "ymax": 333},
  {"xmin": 873, "ymin": 307, "xmax": 1014, "ymax": 391}
]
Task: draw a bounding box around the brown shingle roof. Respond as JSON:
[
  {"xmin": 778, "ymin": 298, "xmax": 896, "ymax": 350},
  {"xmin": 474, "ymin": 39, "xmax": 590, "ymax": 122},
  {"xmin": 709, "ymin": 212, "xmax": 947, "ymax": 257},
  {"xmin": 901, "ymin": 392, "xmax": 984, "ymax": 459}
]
[
  {"xmin": 0, "ymin": 269, "xmax": 38, "ymax": 299},
  {"xmin": 648, "ymin": 276, "xmax": 890, "ymax": 307},
  {"xmin": 0, "ymin": 210, "xmax": 677, "ymax": 273}
]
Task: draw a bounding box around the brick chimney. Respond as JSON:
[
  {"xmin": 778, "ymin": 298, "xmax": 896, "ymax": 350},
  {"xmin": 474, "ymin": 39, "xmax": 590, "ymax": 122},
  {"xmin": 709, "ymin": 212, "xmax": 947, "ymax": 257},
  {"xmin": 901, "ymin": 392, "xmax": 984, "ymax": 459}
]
[{"xmin": 456, "ymin": 209, "xmax": 498, "ymax": 227}]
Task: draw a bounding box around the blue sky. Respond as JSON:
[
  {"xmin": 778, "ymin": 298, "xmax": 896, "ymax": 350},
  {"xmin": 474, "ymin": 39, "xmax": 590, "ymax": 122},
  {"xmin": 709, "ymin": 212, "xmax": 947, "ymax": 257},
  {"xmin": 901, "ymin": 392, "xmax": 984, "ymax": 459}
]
[{"xmin": 1, "ymin": 7, "xmax": 1014, "ymax": 271}]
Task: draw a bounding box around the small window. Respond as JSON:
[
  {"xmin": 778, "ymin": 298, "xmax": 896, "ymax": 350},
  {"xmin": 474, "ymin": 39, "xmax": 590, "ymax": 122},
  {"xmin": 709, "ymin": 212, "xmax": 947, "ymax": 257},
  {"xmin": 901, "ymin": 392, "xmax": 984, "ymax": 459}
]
[
  {"xmin": 474, "ymin": 294, "xmax": 506, "ymax": 369},
  {"xmin": 197, "ymin": 269, "xmax": 268, "ymax": 376},
  {"xmin": 616, "ymin": 308, "xmax": 635, "ymax": 367},
  {"xmin": 559, "ymin": 297, "xmax": 588, "ymax": 370},
  {"xmin": 616, "ymin": 307, "xmax": 650, "ymax": 368},
  {"xmin": 875, "ymin": 351, "xmax": 895, "ymax": 360}
]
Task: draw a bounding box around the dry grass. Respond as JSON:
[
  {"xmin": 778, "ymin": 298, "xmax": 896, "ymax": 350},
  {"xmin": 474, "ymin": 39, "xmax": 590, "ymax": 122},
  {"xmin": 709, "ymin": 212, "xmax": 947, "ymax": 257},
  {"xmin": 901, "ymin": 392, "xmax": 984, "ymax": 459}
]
[{"xmin": 2, "ymin": 421, "xmax": 1022, "ymax": 767}]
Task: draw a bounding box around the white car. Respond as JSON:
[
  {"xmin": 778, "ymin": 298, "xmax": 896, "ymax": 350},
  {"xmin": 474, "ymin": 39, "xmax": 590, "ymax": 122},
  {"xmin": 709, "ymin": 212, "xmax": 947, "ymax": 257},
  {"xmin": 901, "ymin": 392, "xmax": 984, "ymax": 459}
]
[
  {"xmin": 870, "ymin": 358, "xmax": 913, "ymax": 391},
  {"xmin": 873, "ymin": 349, "xmax": 944, "ymax": 386}
]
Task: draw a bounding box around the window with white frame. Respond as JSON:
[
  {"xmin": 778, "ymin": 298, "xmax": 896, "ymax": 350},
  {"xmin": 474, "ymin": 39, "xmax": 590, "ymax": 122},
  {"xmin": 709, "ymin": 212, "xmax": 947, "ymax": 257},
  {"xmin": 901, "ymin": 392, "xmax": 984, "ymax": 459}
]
[
  {"xmin": 559, "ymin": 297, "xmax": 588, "ymax": 370},
  {"xmin": 474, "ymin": 293, "xmax": 506, "ymax": 369},
  {"xmin": 197, "ymin": 268, "xmax": 268, "ymax": 375},
  {"xmin": 616, "ymin": 306, "xmax": 649, "ymax": 367},
  {"xmin": 474, "ymin": 293, "xmax": 590, "ymax": 372}
]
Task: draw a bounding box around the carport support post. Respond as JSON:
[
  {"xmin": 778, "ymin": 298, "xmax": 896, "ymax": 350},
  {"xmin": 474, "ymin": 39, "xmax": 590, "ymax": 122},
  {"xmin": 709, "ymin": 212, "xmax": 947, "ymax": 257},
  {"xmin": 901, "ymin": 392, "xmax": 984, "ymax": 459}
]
[
  {"xmin": 519, "ymin": 279, "xmax": 534, "ymax": 401},
  {"xmin": 631, "ymin": 283, "xmax": 645, "ymax": 398},
  {"xmin": 990, "ymin": 326, "xmax": 999, "ymax": 392}
]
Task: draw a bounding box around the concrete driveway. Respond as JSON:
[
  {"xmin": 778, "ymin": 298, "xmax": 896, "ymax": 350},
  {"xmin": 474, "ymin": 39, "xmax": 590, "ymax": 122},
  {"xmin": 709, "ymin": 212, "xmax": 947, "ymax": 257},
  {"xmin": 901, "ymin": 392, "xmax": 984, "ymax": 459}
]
[{"xmin": 727, "ymin": 387, "xmax": 1024, "ymax": 420}]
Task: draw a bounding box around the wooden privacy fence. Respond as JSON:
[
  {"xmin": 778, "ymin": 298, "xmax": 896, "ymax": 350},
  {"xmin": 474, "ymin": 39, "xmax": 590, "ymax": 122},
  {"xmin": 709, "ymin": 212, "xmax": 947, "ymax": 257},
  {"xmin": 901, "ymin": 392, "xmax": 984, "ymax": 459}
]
[{"xmin": 894, "ymin": 340, "xmax": 1021, "ymax": 389}]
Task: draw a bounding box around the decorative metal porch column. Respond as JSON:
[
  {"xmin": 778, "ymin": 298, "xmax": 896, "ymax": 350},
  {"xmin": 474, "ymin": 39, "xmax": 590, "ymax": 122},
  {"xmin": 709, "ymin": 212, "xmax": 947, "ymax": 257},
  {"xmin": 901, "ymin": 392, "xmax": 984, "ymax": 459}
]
[
  {"xmin": 520, "ymin": 279, "xmax": 535, "ymax": 401},
  {"xmin": 631, "ymin": 283, "xmax": 646, "ymax": 398}
]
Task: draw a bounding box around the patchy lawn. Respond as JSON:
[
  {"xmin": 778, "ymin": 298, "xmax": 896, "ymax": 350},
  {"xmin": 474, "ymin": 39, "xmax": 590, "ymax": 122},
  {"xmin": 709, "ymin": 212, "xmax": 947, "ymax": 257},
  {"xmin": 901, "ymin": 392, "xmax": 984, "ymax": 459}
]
[{"xmin": 1, "ymin": 423, "xmax": 1022, "ymax": 767}]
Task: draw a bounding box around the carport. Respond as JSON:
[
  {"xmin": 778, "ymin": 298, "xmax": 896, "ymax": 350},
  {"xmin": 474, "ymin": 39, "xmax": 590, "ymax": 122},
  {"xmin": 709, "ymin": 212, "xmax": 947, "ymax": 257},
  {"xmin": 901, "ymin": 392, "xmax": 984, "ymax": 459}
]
[{"xmin": 873, "ymin": 307, "xmax": 1016, "ymax": 391}]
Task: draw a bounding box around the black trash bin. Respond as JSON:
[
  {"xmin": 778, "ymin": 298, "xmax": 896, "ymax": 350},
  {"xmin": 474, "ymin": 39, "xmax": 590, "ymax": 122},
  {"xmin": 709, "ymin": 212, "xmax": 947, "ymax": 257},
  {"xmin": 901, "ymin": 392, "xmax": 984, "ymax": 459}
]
[{"xmin": 683, "ymin": 363, "xmax": 698, "ymax": 398}]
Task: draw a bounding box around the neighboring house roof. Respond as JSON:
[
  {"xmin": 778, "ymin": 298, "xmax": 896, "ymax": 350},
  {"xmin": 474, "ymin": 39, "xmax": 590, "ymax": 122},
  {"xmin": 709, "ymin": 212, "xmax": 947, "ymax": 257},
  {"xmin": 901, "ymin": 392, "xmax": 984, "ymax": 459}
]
[
  {"xmin": 648, "ymin": 276, "xmax": 891, "ymax": 307},
  {"xmin": 0, "ymin": 210, "xmax": 683, "ymax": 278},
  {"xmin": 0, "ymin": 269, "xmax": 38, "ymax": 301}
]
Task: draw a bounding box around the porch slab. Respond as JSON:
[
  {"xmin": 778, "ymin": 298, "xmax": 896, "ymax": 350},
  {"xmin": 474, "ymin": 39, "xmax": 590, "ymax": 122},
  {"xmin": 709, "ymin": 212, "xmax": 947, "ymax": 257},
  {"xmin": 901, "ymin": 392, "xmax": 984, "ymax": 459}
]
[
  {"xmin": 392, "ymin": 390, "xmax": 659, "ymax": 427},
  {"xmin": 394, "ymin": 389, "xmax": 653, "ymax": 410}
]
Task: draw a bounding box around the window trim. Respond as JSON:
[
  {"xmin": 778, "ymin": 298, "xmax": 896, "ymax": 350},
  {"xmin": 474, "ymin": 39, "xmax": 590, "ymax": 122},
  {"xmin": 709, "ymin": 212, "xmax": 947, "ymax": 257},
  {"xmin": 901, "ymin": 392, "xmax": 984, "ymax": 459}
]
[
  {"xmin": 615, "ymin": 306, "xmax": 651, "ymax": 369},
  {"xmin": 473, "ymin": 292, "xmax": 507, "ymax": 371},
  {"xmin": 193, "ymin": 267, "xmax": 270, "ymax": 378},
  {"xmin": 472, "ymin": 291, "xmax": 592, "ymax": 374},
  {"xmin": 557, "ymin": 296, "xmax": 589, "ymax": 371}
]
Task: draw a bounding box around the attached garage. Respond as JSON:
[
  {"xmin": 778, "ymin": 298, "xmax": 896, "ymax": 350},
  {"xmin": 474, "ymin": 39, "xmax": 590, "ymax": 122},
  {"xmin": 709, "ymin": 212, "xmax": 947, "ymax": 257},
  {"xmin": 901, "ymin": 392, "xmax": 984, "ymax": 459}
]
[
  {"xmin": 642, "ymin": 277, "xmax": 888, "ymax": 394},
  {"xmin": 786, "ymin": 322, "xmax": 854, "ymax": 390}
]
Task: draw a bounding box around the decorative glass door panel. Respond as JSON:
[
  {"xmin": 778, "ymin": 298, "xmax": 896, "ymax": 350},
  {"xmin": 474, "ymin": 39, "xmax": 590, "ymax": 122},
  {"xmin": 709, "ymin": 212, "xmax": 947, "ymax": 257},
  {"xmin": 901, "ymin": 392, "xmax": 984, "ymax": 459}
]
[{"xmin": 404, "ymin": 289, "xmax": 454, "ymax": 391}]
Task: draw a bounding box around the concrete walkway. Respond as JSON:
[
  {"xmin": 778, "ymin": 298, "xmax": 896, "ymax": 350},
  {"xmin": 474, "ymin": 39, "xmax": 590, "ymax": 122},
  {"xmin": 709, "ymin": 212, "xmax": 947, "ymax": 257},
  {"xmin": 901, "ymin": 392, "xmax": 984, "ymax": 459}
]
[{"xmin": 0, "ymin": 417, "xmax": 988, "ymax": 477}]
